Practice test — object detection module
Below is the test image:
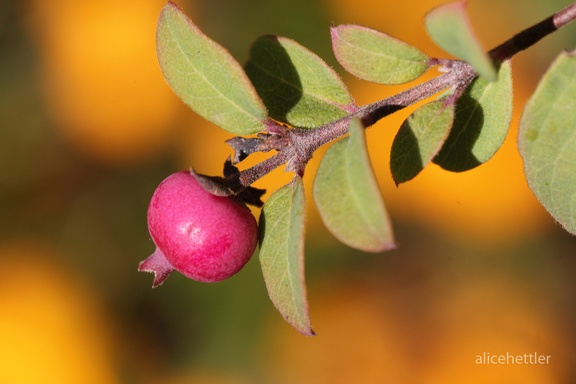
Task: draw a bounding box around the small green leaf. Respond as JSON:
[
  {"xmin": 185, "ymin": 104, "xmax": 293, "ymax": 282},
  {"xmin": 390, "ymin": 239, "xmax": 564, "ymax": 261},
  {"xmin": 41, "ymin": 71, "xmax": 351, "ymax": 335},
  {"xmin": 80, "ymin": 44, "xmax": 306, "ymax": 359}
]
[
  {"xmin": 259, "ymin": 177, "xmax": 314, "ymax": 336},
  {"xmin": 313, "ymin": 119, "xmax": 395, "ymax": 252},
  {"xmin": 391, "ymin": 101, "xmax": 455, "ymax": 184},
  {"xmin": 331, "ymin": 24, "xmax": 429, "ymax": 85},
  {"xmin": 434, "ymin": 60, "xmax": 512, "ymax": 171},
  {"xmin": 156, "ymin": 2, "xmax": 267, "ymax": 135},
  {"xmin": 424, "ymin": 1, "xmax": 497, "ymax": 81},
  {"xmin": 519, "ymin": 51, "xmax": 576, "ymax": 235},
  {"xmin": 245, "ymin": 35, "xmax": 355, "ymax": 128}
]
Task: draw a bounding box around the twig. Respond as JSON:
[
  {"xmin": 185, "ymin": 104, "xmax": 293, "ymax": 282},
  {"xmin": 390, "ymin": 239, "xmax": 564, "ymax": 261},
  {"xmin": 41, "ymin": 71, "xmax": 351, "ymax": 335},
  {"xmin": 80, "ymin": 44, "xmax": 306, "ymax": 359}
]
[{"xmin": 235, "ymin": 2, "xmax": 576, "ymax": 189}]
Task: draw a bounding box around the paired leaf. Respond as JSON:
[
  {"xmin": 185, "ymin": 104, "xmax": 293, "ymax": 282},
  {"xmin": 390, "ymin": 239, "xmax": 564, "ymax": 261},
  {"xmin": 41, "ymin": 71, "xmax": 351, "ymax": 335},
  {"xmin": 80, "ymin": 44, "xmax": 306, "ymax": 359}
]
[
  {"xmin": 331, "ymin": 24, "xmax": 429, "ymax": 84},
  {"xmin": 433, "ymin": 61, "xmax": 512, "ymax": 171},
  {"xmin": 156, "ymin": 2, "xmax": 267, "ymax": 135},
  {"xmin": 424, "ymin": 1, "xmax": 497, "ymax": 81},
  {"xmin": 313, "ymin": 119, "xmax": 395, "ymax": 252},
  {"xmin": 259, "ymin": 177, "xmax": 314, "ymax": 336},
  {"xmin": 519, "ymin": 51, "xmax": 576, "ymax": 235},
  {"xmin": 391, "ymin": 101, "xmax": 455, "ymax": 184},
  {"xmin": 245, "ymin": 35, "xmax": 355, "ymax": 128}
]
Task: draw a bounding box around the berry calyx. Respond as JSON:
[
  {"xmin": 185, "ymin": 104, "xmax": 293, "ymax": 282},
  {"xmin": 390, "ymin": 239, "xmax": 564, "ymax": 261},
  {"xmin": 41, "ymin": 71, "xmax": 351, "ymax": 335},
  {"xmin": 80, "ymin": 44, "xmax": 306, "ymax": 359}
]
[{"xmin": 139, "ymin": 171, "xmax": 258, "ymax": 286}]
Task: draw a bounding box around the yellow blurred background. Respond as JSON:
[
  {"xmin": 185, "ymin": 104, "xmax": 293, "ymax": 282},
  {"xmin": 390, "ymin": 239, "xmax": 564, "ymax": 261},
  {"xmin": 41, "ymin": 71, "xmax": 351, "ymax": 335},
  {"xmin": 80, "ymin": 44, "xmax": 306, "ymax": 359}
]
[{"xmin": 1, "ymin": 0, "xmax": 576, "ymax": 382}]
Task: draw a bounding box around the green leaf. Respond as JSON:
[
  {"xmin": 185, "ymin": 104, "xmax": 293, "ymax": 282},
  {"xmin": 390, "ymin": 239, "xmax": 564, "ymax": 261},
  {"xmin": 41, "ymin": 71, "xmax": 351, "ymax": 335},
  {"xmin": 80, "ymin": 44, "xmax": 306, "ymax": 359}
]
[
  {"xmin": 433, "ymin": 60, "xmax": 512, "ymax": 171},
  {"xmin": 313, "ymin": 119, "xmax": 395, "ymax": 252},
  {"xmin": 156, "ymin": 2, "xmax": 267, "ymax": 135},
  {"xmin": 245, "ymin": 35, "xmax": 355, "ymax": 128},
  {"xmin": 424, "ymin": 1, "xmax": 497, "ymax": 81},
  {"xmin": 331, "ymin": 24, "xmax": 429, "ymax": 85},
  {"xmin": 391, "ymin": 101, "xmax": 455, "ymax": 184},
  {"xmin": 259, "ymin": 177, "xmax": 314, "ymax": 336},
  {"xmin": 519, "ymin": 51, "xmax": 576, "ymax": 235}
]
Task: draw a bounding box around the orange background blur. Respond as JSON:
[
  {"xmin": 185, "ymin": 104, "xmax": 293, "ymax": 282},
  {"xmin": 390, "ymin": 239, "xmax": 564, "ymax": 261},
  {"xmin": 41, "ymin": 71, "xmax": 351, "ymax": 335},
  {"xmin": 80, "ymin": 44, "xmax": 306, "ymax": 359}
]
[{"xmin": 1, "ymin": 0, "xmax": 576, "ymax": 382}]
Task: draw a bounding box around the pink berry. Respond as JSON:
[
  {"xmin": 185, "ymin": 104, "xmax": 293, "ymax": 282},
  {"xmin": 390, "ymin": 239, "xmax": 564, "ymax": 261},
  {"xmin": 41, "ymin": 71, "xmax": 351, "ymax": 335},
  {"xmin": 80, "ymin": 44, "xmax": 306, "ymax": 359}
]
[{"xmin": 138, "ymin": 171, "xmax": 258, "ymax": 286}]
